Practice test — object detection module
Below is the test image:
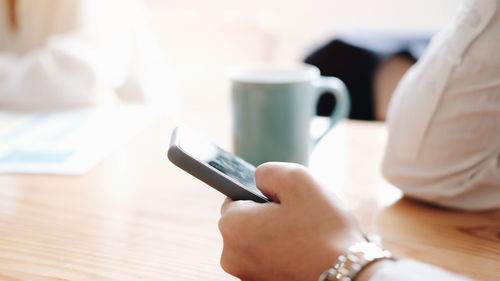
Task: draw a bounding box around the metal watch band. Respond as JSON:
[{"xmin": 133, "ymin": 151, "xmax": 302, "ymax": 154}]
[{"xmin": 318, "ymin": 242, "xmax": 393, "ymax": 281}]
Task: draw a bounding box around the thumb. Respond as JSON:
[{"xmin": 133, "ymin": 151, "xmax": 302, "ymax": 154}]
[{"xmin": 254, "ymin": 162, "xmax": 320, "ymax": 204}]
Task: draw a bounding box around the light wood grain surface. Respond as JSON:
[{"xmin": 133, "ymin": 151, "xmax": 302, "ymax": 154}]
[{"xmin": 0, "ymin": 115, "xmax": 498, "ymax": 281}]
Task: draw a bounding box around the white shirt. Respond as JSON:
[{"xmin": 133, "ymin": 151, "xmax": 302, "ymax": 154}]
[
  {"xmin": 371, "ymin": 260, "xmax": 474, "ymax": 281},
  {"xmin": 376, "ymin": 0, "xmax": 499, "ymax": 280},
  {"xmin": 0, "ymin": 0, "xmax": 176, "ymax": 110},
  {"xmin": 382, "ymin": 0, "xmax": 500, "ymax": 211}
]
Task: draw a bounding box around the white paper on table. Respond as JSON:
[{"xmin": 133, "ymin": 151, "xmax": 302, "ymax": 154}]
[{"xmin": 0, "ymin": 106, "xmax": 157, "ymax": 175}]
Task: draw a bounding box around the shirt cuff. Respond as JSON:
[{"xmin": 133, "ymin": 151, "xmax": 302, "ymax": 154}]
[{"xmin": 369, "ymin": 259, "xmax": 475, "ymax": 281}]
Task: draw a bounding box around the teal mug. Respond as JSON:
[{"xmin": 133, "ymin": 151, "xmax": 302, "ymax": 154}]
[{"xmin": 229, "ymin": 63, "xmax": 350, "ymax": 166}]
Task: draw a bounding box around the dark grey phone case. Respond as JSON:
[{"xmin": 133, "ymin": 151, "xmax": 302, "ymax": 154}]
[{"xmin": 167, "ymin": 128, "xmax": 270, "ymax": 203}]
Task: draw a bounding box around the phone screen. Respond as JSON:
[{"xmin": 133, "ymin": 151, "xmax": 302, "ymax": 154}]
[{"xmin": 177, "ymin": 129, "xmax": 266, "ymax": 198}]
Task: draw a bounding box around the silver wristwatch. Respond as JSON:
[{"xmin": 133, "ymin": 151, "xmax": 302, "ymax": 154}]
[{"xmin": 318, "ymin": 242, "xmax": 393, "ymax": 281}]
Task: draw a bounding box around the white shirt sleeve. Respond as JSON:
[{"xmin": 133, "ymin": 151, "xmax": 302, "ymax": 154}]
[
  {"xmin": 370, "ymin": 260, "xmax": 475, "ymax": 281},
  {"xmin": 0, "ymin": 0, "xmax": 175, "ymax": 110},
  {"xmin": 382, "ymin": 0, "xmax": 500, "ymax": 211}
]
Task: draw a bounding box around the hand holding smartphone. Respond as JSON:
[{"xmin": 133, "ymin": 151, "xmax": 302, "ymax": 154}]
[{"xmin": 168, "ymin": 127, "xmax": 270, "ymax": 203}]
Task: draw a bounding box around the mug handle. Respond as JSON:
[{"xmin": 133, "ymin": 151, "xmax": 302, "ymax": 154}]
[{"xmin": 312, "ymin": 76, "xmax": 350, "ymax": 145}]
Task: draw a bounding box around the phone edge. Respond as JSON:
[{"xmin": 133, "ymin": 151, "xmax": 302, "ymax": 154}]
[{"xmin": 167, "ymin": 128, "xmax": 270, "ymax": 203}]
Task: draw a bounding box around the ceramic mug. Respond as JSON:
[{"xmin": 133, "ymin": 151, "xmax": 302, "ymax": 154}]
[{"xmin": 229, "ymin": 63, "xmax": 350, "ymax": 166}]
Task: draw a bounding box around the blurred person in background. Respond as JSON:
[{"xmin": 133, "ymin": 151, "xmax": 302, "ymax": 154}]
[
  {"xmin": 219, "ymin": 0, "xmax": 499, "ymax": 281},
  {"xmin": 306, "ymin": 31, "xmax": 430, "ymax": 121},
  {"xmin": 0, "ymin": 0, "xmax": 175, "ymax": 110}
]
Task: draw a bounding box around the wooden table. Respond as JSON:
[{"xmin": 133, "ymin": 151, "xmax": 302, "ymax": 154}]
[{"xmin": 0, "ymin": 116, "xmax": 498, "ymax": 281}]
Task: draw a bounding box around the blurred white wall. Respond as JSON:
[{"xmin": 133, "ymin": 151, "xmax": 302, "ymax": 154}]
[
  {"xmin": 146, "ymin": 0, "xmax": 459, "ymax": 63},
  {"xmin": 143, "ymin": 0, "xmax": 460, "ymax": 130}
]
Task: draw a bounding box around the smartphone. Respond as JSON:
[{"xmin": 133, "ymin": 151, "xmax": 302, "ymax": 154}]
[{"xmin": 167, "ymin": 127, "xmax": 270, "ymax": 203}]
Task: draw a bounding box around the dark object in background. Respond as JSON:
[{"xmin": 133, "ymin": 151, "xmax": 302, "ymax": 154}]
[{"xmin": 305, "ymin": 32, "xmax": 431, "ymax": 120}]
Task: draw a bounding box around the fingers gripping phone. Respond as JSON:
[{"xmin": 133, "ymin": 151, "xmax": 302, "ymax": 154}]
[{"xmin": 167, "ymin": 127, "xmax": 270, "ymax": 203}]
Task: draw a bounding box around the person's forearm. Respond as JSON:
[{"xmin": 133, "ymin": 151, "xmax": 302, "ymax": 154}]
[{"xmin": 0, "ymin": 51, "xmax": 97, "ymax": 109}]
